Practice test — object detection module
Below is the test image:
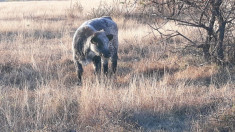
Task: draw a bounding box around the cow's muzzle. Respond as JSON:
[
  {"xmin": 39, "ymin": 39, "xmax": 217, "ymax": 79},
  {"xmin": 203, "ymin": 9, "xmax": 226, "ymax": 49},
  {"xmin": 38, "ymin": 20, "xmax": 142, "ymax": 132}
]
[{"xmin": 102, "ymin": 51, "xmax": 111, "ymax": 58}]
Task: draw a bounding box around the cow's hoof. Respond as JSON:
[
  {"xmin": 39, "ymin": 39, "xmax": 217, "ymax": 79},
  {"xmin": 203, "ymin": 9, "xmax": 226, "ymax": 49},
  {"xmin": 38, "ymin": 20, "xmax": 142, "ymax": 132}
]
[{"xmin": 77, "ymin": 82, "xmax": 82, "ymax": 86}]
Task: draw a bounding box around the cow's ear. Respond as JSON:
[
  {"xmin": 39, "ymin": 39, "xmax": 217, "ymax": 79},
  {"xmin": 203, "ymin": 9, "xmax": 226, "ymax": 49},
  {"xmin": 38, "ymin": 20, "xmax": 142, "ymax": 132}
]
[
  {"xmin": 91, "ymin": 37, "xmax": 98, "ymax": 44},
  {"xmin": 106, "ymin": 34, "xmax": 113, "ymax": 41}
]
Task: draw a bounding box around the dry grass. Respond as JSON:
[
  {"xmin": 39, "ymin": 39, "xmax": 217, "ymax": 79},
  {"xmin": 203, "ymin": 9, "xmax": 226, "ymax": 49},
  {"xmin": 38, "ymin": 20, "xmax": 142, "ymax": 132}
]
[{"xmin": 0, "ymin": 0, "xmax": 234, "ymax": 131}]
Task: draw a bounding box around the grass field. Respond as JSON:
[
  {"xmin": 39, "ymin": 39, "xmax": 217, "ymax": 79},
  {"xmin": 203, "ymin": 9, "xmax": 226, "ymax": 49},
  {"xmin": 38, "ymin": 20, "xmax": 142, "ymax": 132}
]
[{"xmin": 0, "ymin": 0, "xmax": 234, "ymax": 131}]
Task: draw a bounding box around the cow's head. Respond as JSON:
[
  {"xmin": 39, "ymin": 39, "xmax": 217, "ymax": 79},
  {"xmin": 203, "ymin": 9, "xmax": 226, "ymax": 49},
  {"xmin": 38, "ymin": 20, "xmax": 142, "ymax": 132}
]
[{"xmin": 90, "ymin": 31, "xmax": 113, "ymax": 58}]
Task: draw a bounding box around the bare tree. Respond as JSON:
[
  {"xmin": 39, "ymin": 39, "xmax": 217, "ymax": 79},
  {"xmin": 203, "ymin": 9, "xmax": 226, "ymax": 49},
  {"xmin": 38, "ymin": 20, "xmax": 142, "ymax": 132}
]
[{"xmin": 140, "ymin": 0, "xmax": 235, "ymax": 64}]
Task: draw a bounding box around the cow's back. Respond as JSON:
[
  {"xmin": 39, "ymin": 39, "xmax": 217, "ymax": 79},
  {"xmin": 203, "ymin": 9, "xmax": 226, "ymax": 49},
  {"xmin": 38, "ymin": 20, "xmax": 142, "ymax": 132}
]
[{"xmin": 81, "ymin": 16, "xmax": 118, "ymax": 36}]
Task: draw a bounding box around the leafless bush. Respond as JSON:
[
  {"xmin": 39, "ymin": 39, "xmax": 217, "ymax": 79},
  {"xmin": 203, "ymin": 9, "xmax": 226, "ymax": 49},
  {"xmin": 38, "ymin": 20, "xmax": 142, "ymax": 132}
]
[
  {"xmin": 87, "ymin": 0, "xmax": 131, "ymax": 19},
  {"xmin": 66, "ymin": 1, "xmax": 83, "ymax": 19},
  {"xmin": 139, "ymin": 0, "xmax": 235, "ymax": 65}
]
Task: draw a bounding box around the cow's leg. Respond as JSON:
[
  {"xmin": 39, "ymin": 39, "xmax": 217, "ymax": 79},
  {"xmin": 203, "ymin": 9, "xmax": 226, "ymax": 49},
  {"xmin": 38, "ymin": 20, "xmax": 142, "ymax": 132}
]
[
  {"xmin": 110, "ymin": 36, "xmax": 118, "ymax": 74},
  {"xmin": 92, "ymin": 56, "xmax": 101, "ymax": 74},
  {"xmin": 74, "ymin": 61, "xmax": 83, "ymax": 86},
  {"xmin": 111, "ymin": 53, "xmax": 118, "ymax": 74},
  {"xmin": 102, "ymin": 58, "xmax": 109, "ymax": 75}
]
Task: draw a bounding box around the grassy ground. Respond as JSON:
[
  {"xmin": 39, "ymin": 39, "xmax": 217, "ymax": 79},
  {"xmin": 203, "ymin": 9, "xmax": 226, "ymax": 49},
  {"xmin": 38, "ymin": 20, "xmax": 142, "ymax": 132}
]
[{"xmin": 0, "ymin": 0, "xmax": 234, "ymax": 131}]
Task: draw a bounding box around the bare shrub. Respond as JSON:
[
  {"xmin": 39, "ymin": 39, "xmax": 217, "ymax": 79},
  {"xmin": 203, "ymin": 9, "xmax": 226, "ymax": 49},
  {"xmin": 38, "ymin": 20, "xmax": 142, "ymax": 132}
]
[
  {"xmin": 139, "ymin": 0, "xmax": 235, "ymax": 65},
  {"xmin": 66, "ymin": 1, "xmax": 83, "ymax": 19},
  {"xmin": 87, "ymin": 0, "xmax": 123, "ymax": 19}
]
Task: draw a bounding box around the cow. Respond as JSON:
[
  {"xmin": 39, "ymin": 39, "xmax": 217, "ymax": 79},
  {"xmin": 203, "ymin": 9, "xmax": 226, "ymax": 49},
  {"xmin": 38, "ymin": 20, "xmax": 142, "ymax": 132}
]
[{"xmin": 72, "ymin": 16, "xmax": 118, "ymax": 85}]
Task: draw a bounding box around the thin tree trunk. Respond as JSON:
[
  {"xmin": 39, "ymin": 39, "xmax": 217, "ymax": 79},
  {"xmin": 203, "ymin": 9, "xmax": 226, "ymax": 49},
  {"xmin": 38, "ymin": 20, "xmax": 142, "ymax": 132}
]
[
  {"xmin": 202, "ymin": 43, "xmax": 211, "ymax": 62},
  {"xmin": 216, "ymin": 19, "xmax": 226, "ymax": 64},
  {"xmin": 202, "ymin": 0, "xmax": 217, "ymax": 62},
  {"xmin": 214, "ymin": 0, "xmax": 225, "ymax": 64}
]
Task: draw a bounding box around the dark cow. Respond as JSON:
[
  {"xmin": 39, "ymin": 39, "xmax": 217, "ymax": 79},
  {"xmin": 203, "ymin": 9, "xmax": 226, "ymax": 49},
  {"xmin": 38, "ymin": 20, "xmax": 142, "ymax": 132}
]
[{"xmin": 72, "ymin": 16, "xmax": 118, "ymax": 85}]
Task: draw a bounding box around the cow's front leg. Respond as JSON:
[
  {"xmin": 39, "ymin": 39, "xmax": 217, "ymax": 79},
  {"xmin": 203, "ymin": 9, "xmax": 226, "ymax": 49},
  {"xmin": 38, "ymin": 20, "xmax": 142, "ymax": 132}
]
[
  {"xmin": 102, "ymin": 58, "xmax": 109, "ymax": 75},
  {"xmin": 92, "ymin": 56, "xmax": 101, "ymax": 75},
  {"xmin": 75, "ymin": 61, "xmax": 83, "ymax": 86}
]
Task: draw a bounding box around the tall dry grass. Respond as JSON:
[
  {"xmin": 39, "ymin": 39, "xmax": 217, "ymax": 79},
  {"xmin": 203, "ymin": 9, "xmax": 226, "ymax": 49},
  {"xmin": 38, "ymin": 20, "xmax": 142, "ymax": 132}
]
[{"xmin": 0, "ymin": 0, "xmax": 234, "ymax": 131}]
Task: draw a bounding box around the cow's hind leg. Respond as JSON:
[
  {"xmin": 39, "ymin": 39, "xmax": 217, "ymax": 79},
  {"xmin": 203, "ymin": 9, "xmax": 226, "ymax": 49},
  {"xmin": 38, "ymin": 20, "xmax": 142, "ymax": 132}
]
[
  {"xmin": 75, "ymin": 61, "xmax": 83, "ymax": 86},
  {"xmin": 92, "ymin": 56, "xmax": 101, "ymax": 74},
  {"xmin": 111, "ymin": 54, "xmax": 118, "ymax": 74}
]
